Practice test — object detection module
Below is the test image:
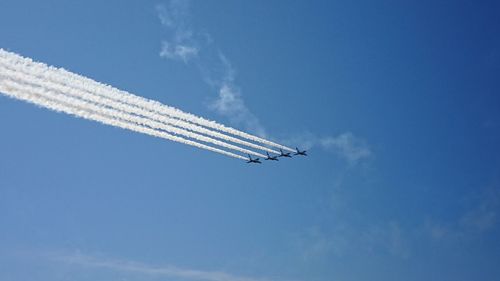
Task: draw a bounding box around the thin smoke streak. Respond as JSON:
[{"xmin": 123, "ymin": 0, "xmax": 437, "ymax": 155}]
[{"xmin": 0, "ymin": 49, "xmax": 294, "ymax": 152}]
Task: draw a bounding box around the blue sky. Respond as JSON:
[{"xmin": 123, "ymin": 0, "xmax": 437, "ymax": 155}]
[{"xmin": 1, "ymin": 0, "xmax": 500, "ymax": 280}]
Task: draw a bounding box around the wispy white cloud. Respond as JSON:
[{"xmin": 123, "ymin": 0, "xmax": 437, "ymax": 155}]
[
  {"xmin": 208, "ymin": 54, "xmax": 267, "ymax": 137},
  {"xmin": 426, "ymin": 187, "xmax": 500, "ymax": 241},
  {"xmin": 460, "ymin": 206, "xmax": 497, "ymax": 233},
  {"xmin": 50, "ymin": 252, "xmax": 282, "ymax": 281},
  {"xmin": 156, "ymin": 0, "xmax": 266, "ymax": 136},
  {"xmin": 294, "ymin": 227, "xmax": 338, "ymax": 260},
  {"xmin": 210, "ymin": 84, "xmax": 266, "ymax": 137},
  {"xmin": 459, "ymin": 188, "xmax": 499, "ymax": 233},
  {"xmin": 297, "ymin": 191, "xmax": 499, "ymax": 262},
  {"xmin": 293, "ymin": 221, "xmax": 410, "ymax": 261},
  {"xmin": 292, "ymin": 182, "xmax": 500, "ymax": 263},
  {"xmin": 157, "ymin": 0, "xmax": 188, "ymax": 28},
  {"xmin": 160, "ymin": 41, "xmax": 199, "ymax": 62},
  {"xmin": 363, "ymin": 222, "xmax": 411, "ymax": 259},
  {"xmin": 320, "ymin": 132, "xmax": 372, "ymax": 165},
  {"xmin": 211, "ymin": 84, "xmax": 245, "ymax": 116},
  {"xmin": 156, "ymin": 1, "xmax": 198, "ymax": 62}
]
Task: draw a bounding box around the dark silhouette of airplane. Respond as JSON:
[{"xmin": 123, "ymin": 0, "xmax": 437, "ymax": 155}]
[
  {"xmin": 265, "ymin": 152, "xmax": 279, "ymax": 161},
  {"xmin": 279, "ymin": 149, "xmax": 292, "ymax": 158},
  {"xmin": 246, "ymin": 154, "xmax": 262, "ymax": 164},
  {"xmin": 294, "ymin": 147, "xmax": 307, "ymax": 156}
]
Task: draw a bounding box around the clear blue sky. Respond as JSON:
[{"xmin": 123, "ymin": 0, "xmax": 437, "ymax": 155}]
[{"xmin": 1, "ymin": 1, "xmax": 500, "ymax": 280}]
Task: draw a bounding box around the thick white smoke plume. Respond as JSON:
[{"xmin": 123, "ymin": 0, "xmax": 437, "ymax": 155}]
[
  {"xmin": 0, "ymin": 49, "xmax": 293, "ymax": 160},
  {"xmin": 0, "ymin": 75, "xmax": 247, "ymax": 160},
  {"xmin": 0, "ymin": 49, "xmax": 294, "ymax": 153},
  {"xmin": 0, "ymin": 56, "xmax": 280, "ymax": 155}
]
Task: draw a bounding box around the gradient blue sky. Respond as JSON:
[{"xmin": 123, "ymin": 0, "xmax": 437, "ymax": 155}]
[{"xmin": 1, "ymin": 1, "xmax": 500, "ymax": 280}]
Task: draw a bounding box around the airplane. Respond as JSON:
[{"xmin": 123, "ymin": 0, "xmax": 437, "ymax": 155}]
[
  {"xmin": 279, "ymin": 149, "xmax": 292, "ymax": 158},
  {"xmin": 265, "ymin": 152, "xmax": 279, "ymax": 161},
  {"xmin": 294, "ymin": 147, "xmax": 307, "ymax": 156},
  {"xmin": 246, "ymin": 154, "xmax": 262, "ymax": 164}
]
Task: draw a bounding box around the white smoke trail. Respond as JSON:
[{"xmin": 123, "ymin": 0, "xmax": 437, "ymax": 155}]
[
  {"xmin": 0, "ymin": 49, "xmax": 294, "ymax": 152},
  {"xmin": 0, "ymin": 57, "xmax": 280, "ymax": 155},
  {"xmin": 0, "ymin": 66, "xmax": 267, "ymax": 158},
  {"xmin": 0, "ymin": 75, "xmax": 248, "ymax": 160},
  {"xmin": 0, "ymin": 69, "xmax": 266, "ymax": 159}
]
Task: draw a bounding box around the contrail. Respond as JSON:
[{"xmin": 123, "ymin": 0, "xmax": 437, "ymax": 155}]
[
  {"xmin": 0, "ymin": 75, "xmax": 247, "ymax": 160},
  {"xmin": 0, "ymin": 67, "xmax": 267, "ymax": 158},
  {"xmin": 0, "ymin": 49, "xmax": 294, "ymax": 152},
  {"xmin": 0, "ymin": 56, "xmax": 280, "ymax": 155}
]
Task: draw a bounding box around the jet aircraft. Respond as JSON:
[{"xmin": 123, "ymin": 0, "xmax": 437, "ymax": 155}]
[
  {"xmin": 279, "ymin": 149, "xmax": 292, "ymax": 158},
  {"xmin": 294, "ymin": 147, "xmax": 307, "ymax": 156},
  {"xmin": 265, "ymin": 152, "xmax": 279, "ymax": 161},
  {"xmin": 246, "ymin": 154, "xmax": 262, "ymax": 164}
]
